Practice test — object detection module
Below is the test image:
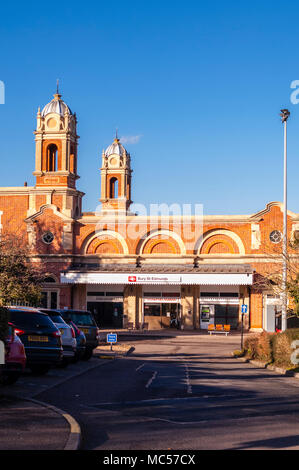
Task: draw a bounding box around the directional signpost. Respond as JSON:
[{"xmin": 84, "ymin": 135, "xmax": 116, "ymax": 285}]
[
  {"xmin": 241, "ymin": 304, "xmax": 248, "ymax": 314},
  {"xmin": 107, "ymin": 333, "xmax": 117, "ymax": 351},
  {"xmin": 241, "ymin": 305, "xmax": 248, "ymax": 350}
]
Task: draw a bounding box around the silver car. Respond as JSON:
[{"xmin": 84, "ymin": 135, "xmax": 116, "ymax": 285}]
[{"xmin": 40, "ymin": 309, "xmax": 77, "ymax": 366}]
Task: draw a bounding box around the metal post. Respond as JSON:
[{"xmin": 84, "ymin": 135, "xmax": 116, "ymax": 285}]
[
  {"xmin": 241, "ymin": 313, "xmax": 244, "ymax": 351},
  {"xmin": 280, "ymin": 109, "xmax": 290, "ymax": 332}
]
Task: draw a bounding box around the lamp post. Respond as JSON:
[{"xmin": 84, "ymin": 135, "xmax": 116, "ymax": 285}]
[{"xmin": 280, "ymin": 109, "xmax": 290, "ymax": 332}]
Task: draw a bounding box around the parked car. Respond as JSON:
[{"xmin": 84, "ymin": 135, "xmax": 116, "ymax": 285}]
[
  {"xmin": 68, "ymin": 320, "xmax": 86, "ymax": 362},
  {"xmin": 39, "ymin": 309, "xmax": 77, "ymax": 366},
  {"xmin": 8, "ymin": 307, "xmax": 63, "ymax": 375},
  {"xmin": 0, "ymin": 322, "xmax": 26, "ymax": 385},
  {"xmin": 57, "ymin": 309, "xmax": 100, "ymax": 360}
]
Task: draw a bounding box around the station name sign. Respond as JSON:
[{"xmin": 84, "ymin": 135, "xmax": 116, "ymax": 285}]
[{"xmin": 128, "ymin": 275, "xmax": 182, "ymax": 284}]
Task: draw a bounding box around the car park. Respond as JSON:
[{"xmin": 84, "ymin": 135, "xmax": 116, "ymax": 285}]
[
  {"xmin": 39, "ymin": 309, "xmax": 77, "ymax": 366},
  {"xmin": 57, "ymin": 309, "xmax": 100, "ymax": 360},
  {"xmin": 8, "ymin": 307, "xmax": 63, "ymax": 375},
  {"xmin": 0, "ymin": 322, "xmax": 26, "ymax": 385}
]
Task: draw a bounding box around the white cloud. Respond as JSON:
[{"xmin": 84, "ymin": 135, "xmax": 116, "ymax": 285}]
[{"xmin": 119, "ymin": 135, "xmax": 142, "ymax": 144}]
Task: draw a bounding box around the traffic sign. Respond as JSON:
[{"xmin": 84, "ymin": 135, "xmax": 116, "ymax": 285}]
[
  {"xmin": 107, "ymin": 333, "xmax": 117, "ymax": 344},
  {"xmin": 241, "ymin": 304, "xmax": 248, "ymax": 314}
]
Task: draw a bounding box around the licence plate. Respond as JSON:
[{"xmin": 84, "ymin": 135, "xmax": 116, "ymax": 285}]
[
  {"xmin": 81, "ymin": 328, "xmax": 90, "ymax": 334},
  {"xmin": 28, "ymin": 335, "xmax": 49, "ymax": 342}
]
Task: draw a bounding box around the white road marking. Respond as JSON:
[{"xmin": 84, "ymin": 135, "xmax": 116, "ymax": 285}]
[
  {"xmin": 145, "ymin": 371, "xmax": 157, "ymax": 389},
  {"xmin": 184, "ymin": 362, "xmax": 192, "ymax": 394},
  {"xmin": 136, "ymin": 363, "xmax": 145, "ymax": 372},
  {"xmin": 88, "ymin": 394, "xmax": 240, "ymax": 407}
]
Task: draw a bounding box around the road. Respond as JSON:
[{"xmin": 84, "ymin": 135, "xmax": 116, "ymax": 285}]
[{"xmin": 11, "ymin": 335, "xmax": 299, "ymax": 450}]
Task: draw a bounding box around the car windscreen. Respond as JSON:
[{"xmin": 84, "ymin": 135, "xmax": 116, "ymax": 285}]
[
  {"xmin": 39, "ymin": 311, "xmax": 66, "ymax": 324},
  {"xmin": 48, "ymin": 314, "xmax": 66, "ymax": 324},
  {"xmin": 61, "ymin": 311, "xmax": 95, "ymax": 326},
  {"xmin": 9, "ymin": 310, "xmax": 56, "ymax": 329}
]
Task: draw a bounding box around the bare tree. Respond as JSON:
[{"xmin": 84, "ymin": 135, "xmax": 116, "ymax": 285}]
[
  {"xmin": 0, "ymin": 231, "xmax": 43, "ymax": 307},
  {"xmin": 253, "ymin": 235, "xmax": 299, "ymax": 316}
]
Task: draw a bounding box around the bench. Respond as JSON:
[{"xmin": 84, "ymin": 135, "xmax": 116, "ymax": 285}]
[{"xmin": 208, "ymin": 324, "xmax": 230, "ymax": 336}]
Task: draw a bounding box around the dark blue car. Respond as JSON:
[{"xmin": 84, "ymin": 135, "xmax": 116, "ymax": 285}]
[{"xmin": 8, "ymin": 307, "xmax": 63, "ymax": 375}]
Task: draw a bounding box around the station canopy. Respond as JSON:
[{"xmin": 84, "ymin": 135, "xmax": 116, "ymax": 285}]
[{"xmin": 61, "ymin": 264, "xmax": 253, "ymax": 286}]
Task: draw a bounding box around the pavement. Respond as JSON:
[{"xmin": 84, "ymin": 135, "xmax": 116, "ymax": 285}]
[
  {"xmin": 0, "ymin": 394, "xmax": 80, "ymax": 450},
  {"xmin": 0, "ymin": 345, "xmax": 133, "ymax": 451}
]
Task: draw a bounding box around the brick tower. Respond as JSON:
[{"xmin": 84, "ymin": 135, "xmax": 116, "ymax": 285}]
[
  {"xmin": 100, "ymin": 135, "xmax": 132, "ymax": 213},
  {"xmin": 33, "ymin": 90, "xmax": 79, "ymax": 189},
  {"xmin": 29, "ymin": 89, "xmax": 84, "ymax": 220}
]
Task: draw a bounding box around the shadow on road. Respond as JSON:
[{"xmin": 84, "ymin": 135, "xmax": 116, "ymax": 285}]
[{"xmin": 232, "ymin": 434, "xmax": 299, "ymax": 450}]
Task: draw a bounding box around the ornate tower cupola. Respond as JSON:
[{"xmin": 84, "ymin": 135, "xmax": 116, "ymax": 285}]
[
  {"xmin": 100, "ymin": 135, "xmax": 133, "ymax": 213},
  {"xmin": 33, "ymin": 89, "xmax": 79, "ymax": 189}
]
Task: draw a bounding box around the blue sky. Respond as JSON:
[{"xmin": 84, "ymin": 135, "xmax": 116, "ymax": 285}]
[{"xmin": 0, "ymin": 0, "xmax": 299, "ymax": 214}]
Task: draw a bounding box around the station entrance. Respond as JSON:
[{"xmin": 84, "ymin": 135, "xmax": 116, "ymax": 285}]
[
  {"xmin": 142, "ymin": 287, "xmax": 181, "ymax": 330},
  {"xmin": 86, "ymin": 287, "xmax": 124, "ymax": 329},
  {"xmin": 87, "ymin": 301, "xmax": 123, "ymax": 328}
]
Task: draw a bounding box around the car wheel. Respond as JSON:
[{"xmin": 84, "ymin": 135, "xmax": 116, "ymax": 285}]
[
  {"xmin": 30, "ymin": 365, "xmax": 50, "ymax": 376},
  {"xmin": 57, "ymin": 358, "xmax": 69, "ymax": 368},
  {"xmin": 0, "ymin": 372, "xmax": 21, "ymax": 385},
  {"xmin": 82, "ymin": 348, "xmax": 93, "ymax": 361},
  {"xmin": 72, "ymin": 353, "xmax": 80, "ymax": 363}
]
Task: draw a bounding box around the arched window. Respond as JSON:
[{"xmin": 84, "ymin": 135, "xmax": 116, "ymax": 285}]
[
  {"xmin": 70, "ymin": 145, "xmax": 76, "ymax": 174},
  {"xmin": 110, "ymin": 177, "xmax": 119, "ymax": 199},
  {"xmin": 46, "ymin": 144, "xmax": 58, "ymax": 172},
  {"xmin": 43, "ymin": 276, "xmax": 56, "ymax": 283}
]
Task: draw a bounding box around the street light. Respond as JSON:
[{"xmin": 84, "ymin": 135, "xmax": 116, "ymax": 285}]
[{"xmin": 280, "ymin": 109, "xmax": 290, "ymax": 331}]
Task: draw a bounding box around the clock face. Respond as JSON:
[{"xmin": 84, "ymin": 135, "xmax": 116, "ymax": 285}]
[
  {"xmin": 269, "ymin": 230, "xmax": 282, "ymax": 244},
  {"xmin": 109, "ymin": 155, "xmax": 119, "ymax": 167},
  {"xmin": 47, "ymin": 118, "xmax": 57, "ymax": 129},
  {"xmin": 42, "ymin": 231, "xmax": 54, "ymax": 245}
]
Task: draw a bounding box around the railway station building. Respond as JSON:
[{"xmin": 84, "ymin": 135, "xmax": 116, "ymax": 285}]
[{"xmin": 1, "ymin": 91, "xmax": 298, "ymax": 331}]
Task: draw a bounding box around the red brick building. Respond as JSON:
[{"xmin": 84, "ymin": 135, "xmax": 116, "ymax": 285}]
[{"xmin": 1, "ymin": 91, "xmax": 298, "ymax": 331}]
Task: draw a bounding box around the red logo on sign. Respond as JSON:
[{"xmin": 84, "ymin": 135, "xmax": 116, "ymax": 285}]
[{"xmin": 128, "ymin": 276, "xmax": 137, "ymax": 282}]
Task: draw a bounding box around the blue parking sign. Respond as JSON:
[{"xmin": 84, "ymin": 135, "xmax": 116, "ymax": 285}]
[
  {"xmin": 107, "ymin": 333, "xmax": 117, "ymax": 344},
  {"xmin": 241, "ymin": 305, "xmax": 248, "ymax": 314}
]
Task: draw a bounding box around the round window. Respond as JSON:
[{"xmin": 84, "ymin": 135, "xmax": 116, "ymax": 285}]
[
  {"xmin": 42, "ymin": 231, "xmax": 54, "ymax": 245},
  {"xmin": 269, "ymin": 230, "xmax": 282, "ymax": 244}
]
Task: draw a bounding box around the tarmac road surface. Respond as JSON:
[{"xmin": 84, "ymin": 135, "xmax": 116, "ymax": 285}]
[{"xmin": 32, "ymin": 335, "xmax": 299, "ymax": 450}]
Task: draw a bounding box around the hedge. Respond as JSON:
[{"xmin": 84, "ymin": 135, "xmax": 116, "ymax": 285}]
[{"xmin": 244, "ymin": 329, "xmax": 299, "ymax": 369}]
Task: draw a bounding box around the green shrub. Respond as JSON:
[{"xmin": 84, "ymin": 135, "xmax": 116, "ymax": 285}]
[
  {"xmin": 256, "ymin": 331, "xmax": 273, "ymax": 362},
  {"xmin": 0, "ymin": 306, "xmax": 9, "ymax": 342},
  {"xmin": 244, "ymin": 335, "xmax": 259, "ymax": 359},
  {"xmin": 233, "ymin": 349, "xmax": 245, "ymax": 357},
  {"xmin": 272, "ymin": 329, "xmax": 299, "ymax": 368},
  {"xmin": 244, "ymin": 332, "xmax": 273, "ymax": 362},
  {"xmin": 243, "ymin": 329, "xmax": 299, "ymax": 369}
]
